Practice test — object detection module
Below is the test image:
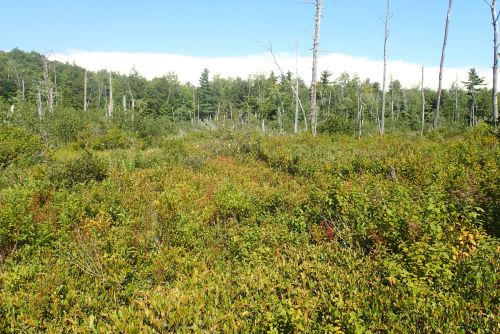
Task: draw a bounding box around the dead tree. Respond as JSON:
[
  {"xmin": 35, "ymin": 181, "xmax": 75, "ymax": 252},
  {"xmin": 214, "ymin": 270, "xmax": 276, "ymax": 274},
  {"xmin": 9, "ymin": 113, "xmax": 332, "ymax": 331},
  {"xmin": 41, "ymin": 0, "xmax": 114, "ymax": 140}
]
[
  {"xmin": 454, "ymin": 72, "xmax": 459, "ymax": 122},
  {"xmin": 310, "ymin": 0, "xmax": 324, "ymax": 136},
  {"xmin": 380, "ymin": 0, "xmax": 391, "ymax": 135},
  {"xmin": 434, "ymin": 0, "xmax": 453, "ymax": 129},
  {"xmin": 295, "ymin": 38, "xmax": 300, "ymax": 133},
  {"xmin": 421, "ymin": 67, "xmax": 426, "ymax": 136},
  {"xmin": 484, "ymin": 0, "xmax": 499, "ymax": 127},
  {"xmin": 8, "ymin": 104, "xmax": 15, "ymax": 117},
  {"xmin": 36, "ymin": 84, "xmax": 44, "ymax": 119},
  {"xmin": 107, "ymin": 70, "xmax": 113, "ymax": 118},
  {"xmin": 84, "ymin": 70, "xmax": 88, "ymax": 112},
  {"xmin": 6, "ymin": 60, "xmax": 24, "ymax": 99},
  {"xmin": 357, "ymin": 83, "xmax": 363, "ymax": 139},
  {"xmin": 192, "ymin": 87, "xmax": 196, "ymax": 124},
  {"xmin": 42, "ymin": 56, "xmax": 54, "ymax": 113},
  {"xmin": 53, "ymin": 63, "xmax": 58, "ymax": 108},
  {"xmin": 259, "ymin": 82, "xmax": 265, "ymax": 132},
  {"xmin": 126, "ymin": 81, "xmax": 136, "ymax": 112},
  {"xmin": 267, "ymin": 43, "xmax": 308, "ymax": 131}
]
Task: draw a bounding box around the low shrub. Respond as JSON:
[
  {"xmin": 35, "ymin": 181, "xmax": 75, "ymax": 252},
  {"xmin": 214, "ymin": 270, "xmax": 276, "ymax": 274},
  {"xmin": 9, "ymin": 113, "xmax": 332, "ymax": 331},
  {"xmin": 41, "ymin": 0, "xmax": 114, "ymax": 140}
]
[
  {"xmin": 0, "ymin": 125, "xmax": 46, "ymax": 168},
  {"xmin": 50, "ymin": 153, "xmax": 108, "ymax": 188}
]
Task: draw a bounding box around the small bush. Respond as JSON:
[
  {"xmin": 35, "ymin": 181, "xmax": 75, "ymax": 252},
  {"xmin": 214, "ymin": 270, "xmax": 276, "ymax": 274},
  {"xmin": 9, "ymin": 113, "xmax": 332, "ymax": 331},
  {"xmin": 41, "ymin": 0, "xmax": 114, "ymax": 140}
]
[
  {"xmin": 0, "ymin": 125, "xmax": 46, "ymax": 168},
  {"xmin": 318, "ymin": 113, "xmax": 355, "ymax": 135},
  {"xmin": 50, "ymin": 153, "xmax": 108, "ymax": 188}
]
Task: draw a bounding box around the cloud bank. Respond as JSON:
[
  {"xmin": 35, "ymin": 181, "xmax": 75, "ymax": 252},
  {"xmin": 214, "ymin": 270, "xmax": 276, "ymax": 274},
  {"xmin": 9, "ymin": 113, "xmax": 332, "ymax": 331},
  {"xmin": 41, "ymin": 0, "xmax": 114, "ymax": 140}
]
[{"xmin": 50, "ymin": 50, "xmax": 491, "ymax": 89}]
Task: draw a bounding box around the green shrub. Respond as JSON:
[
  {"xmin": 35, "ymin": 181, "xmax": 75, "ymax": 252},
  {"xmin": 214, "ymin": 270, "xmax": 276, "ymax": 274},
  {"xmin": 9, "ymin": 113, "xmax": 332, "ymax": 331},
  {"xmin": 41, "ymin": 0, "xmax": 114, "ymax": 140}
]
[
  {"xmin": 43, "ymin": 109, "xmax": 86, "ymax": 145},
  {"xmin": 0, "ymin": 125, "xmax": 46, "ymax": 168},
  {"xmin": 1, "ymin": 127, "xmax": 498, "ymax": 333},
  {"xmin": 318, "ymin": 113, "xmax": 355, "ymax": 135},
  {"xmin": 50, "ymin": 153, "xmax": 108, "ymax": 188},
  {"xmin": 213, "ymin": 182, "xmax": 255, "ymax": 223},
  {"xmin": 0, "ymin": 183, "xmax": 54, "ymax": 263}
]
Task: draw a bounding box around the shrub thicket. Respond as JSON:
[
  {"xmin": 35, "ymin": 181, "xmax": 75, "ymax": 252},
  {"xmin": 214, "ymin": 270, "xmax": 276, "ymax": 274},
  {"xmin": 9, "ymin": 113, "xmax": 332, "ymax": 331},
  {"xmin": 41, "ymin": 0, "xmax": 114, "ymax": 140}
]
[{"xmin": 0, "ymin": 119, "xmax": 498, "ymax": 333}]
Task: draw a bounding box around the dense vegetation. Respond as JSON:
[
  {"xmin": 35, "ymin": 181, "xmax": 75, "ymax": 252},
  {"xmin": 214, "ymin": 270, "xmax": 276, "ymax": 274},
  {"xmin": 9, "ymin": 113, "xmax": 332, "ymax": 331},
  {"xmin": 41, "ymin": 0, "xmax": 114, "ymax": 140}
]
[
  {"xmin": 0, "ymin": 49, "xmax": 499, "ymax": 332},
  {"xmin": 0, "ymin": 49, "xmax": 496, "ymax": 133}
]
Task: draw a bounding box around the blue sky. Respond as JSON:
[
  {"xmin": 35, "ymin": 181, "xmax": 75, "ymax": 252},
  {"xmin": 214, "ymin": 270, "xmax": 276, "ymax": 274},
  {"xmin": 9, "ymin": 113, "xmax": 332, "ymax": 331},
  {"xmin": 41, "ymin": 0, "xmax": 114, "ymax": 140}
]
[
  {"xmin": 0, "ymin": 0, "xmax": 494, "ymax": 86},
  {"xmin": 0, "ymin": 0, "xmax": 491, "ymax": 66}
]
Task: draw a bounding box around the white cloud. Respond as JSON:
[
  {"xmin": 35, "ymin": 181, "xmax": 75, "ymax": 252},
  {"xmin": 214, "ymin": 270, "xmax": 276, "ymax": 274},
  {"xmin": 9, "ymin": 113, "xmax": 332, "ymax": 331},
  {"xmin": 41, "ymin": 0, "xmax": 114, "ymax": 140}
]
[{"xmin": 50, "ymin": 50, "xmax": 492, "ymax": 89}]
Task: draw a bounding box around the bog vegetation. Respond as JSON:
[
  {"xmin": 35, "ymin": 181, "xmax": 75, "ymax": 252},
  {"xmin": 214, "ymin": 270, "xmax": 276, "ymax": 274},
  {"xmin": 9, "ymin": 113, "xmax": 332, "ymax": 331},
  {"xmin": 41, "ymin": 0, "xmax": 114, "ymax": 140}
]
[{"xmin": 0, "ymin": 50, "xmax": 499, "ymax": 333}]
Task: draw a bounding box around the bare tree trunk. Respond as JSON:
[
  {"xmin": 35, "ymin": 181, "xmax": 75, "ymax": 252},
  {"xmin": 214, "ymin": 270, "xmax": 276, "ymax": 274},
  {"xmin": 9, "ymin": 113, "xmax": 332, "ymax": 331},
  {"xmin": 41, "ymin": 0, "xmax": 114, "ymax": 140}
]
[
  {"xmin": 123, "ymin": 95, "xmax": 127, "ymax": 112},
  {"xmin": 421, "ymin": 66, "xmax": 426, "ymax": 136},
  {"xmin": 191, "ymin": 87, "xmax": 196, "ymax": 124},
  {"xmin": 390, "ymin": 76, "xmax": 394, "ymax": 121},
  {"xmin": 258, "ymin": 82, "xmax": 265, "ymax": 130},
  {"xmin": 402, "ymin": 89, "xmax": 408, "ymax": 115},
  {"xmin": 295, "ymin": 39, "xmax": 300, "ymax": 134},
  {"xmin": 454, "ymin": 72, "xmax": 459, "ymax": 123},
  {"xmin": 8, "ymin": 62, "xmax": 24, "ymax": 99},
  {"xmin": 310, "ymin": 0, "xmax": 324, "ymax": 136},
  {"xmin": 8, "ymin": 104, "xmax": 15, "ymax": 117},
  {"xmin": 84, "ymin": 70, "xmax": 88, "ymax": 112},
  {"xmin": 53, "ymin": 63, "xmax": 58, "ymax": 108},
  {"xmin": 107, "ymin": 71, "xmax": 113, "ymax": 118},
  {"xmin": 97, "ymin": 80, "xmax": 102, "ymax": 109},
  {"xmin": 36, "ymin": 85, "xmax": 44, "ymax": 119},
  {"xmin": 280, "ymin": 101, "xmax": 285, "ymax": 133},
  {"xmin": 327, "ymin": 89, "xmax": 332, "ymax": 114},
  {"xmin": 43, "ymin": 57, "xmax": 54, "ymax": 113},
  {"xmin": 434, "ymin": 0, "xmax": 453, "ymax": 129},
  {"xmin": 493, "ymin": 0, "xmax": 499, "ymax": 127},
  {"xmin": 267, "ymin": 43, "xmax": 307, "ymax": 132},
  {"xmin": 484, "ymin": 0, "xmax": 499, "ymax": 127},
  {"xmin": 357, "ymin": 84, "xmax": 362, "ymax": 139},
  {"xmin": 197, "ymin": 101, "xmax": 200, "ymax": 123},
  {"xmin": 381, "ymin": 0, "xmax": 391, "ymax": 135}
]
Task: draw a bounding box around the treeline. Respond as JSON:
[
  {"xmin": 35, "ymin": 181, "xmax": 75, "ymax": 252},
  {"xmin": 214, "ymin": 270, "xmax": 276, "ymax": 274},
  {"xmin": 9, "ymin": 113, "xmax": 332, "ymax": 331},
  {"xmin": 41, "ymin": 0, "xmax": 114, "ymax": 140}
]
[{"xmin": 0, "ymin": 48, "xmax": 494, "ymax": 134}]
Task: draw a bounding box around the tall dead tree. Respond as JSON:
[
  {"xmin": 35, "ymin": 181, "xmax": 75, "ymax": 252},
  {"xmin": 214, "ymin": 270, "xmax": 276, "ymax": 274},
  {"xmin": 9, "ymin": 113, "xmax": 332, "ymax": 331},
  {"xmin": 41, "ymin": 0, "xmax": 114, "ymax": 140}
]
[
  {"xmin": 357, "ymin": 83, "xmax": 363, "ymax": 139},
  {"xmin": 126, "ymin": 81, "xmax": 136, "ymax": 112},
  {"xmin": 83, "ymin": 70, "xmax": 88, "ymax": 112},
  {"xmin": 7, "ymin": 60, "xmax": 24, "ymax": 99},
  {"xmin": 310, "ymin": 0, "xmax": 324, "ymax": 136},
  {"xmin": 8, "ymin": 104, "xmax": 15, "ymax": 117},
  {"xmin": 53, "ymin": 63, "xmax": 58, "ymax": 108},
  {"xmin": 42, "ymin": 57, "xmax": 54, "ymax": 113},
  {"xmin": 267, "ymin": 43, "xmax": 307, "ymax": 131},
  {"xmin": 454, "ymin": 72, "xmax": 459, "ymax": 122},
  {"xmin": 484, "ymin": 0, "xmax": 499, "ymax": 127},
  {"xmin": 107, "ymin": 70, "xmax": 113, "ymax": 118},
  {"xmin": 380, "ymin": 0, "xmax": 391, "ymax": 135},
  {"xmin": 36, "ymin": 84, "xmax": 44, "ymax": 119},
  {"xmin": 421, "ymin": 67, "xmax": 426, "ymax": 136},
  {"xmin": 295, "ymin": 39, "xmax": 300, "ymax": 133},
  {"xmin": 434, "ymin": 0, "xmax": 453, "ymax": 129}
]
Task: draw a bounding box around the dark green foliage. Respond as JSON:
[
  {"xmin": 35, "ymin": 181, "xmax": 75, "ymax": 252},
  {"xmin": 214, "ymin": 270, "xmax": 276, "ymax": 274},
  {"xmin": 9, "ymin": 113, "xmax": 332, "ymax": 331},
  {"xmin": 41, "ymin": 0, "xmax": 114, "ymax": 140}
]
[
  {"xmin": 197, "ymin": 68, "xmax": 218, "ymax": 119},
  {"xmin": 0, "ymin": 125, "xmax": 46, "ymax": 168},
  {"xmin": 49, "ymin": 153, "xmax": 108, "ymax": 188},
  {"xmin": 317, "ymin": 113, "xmax": 356, "ymax": 135}
]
